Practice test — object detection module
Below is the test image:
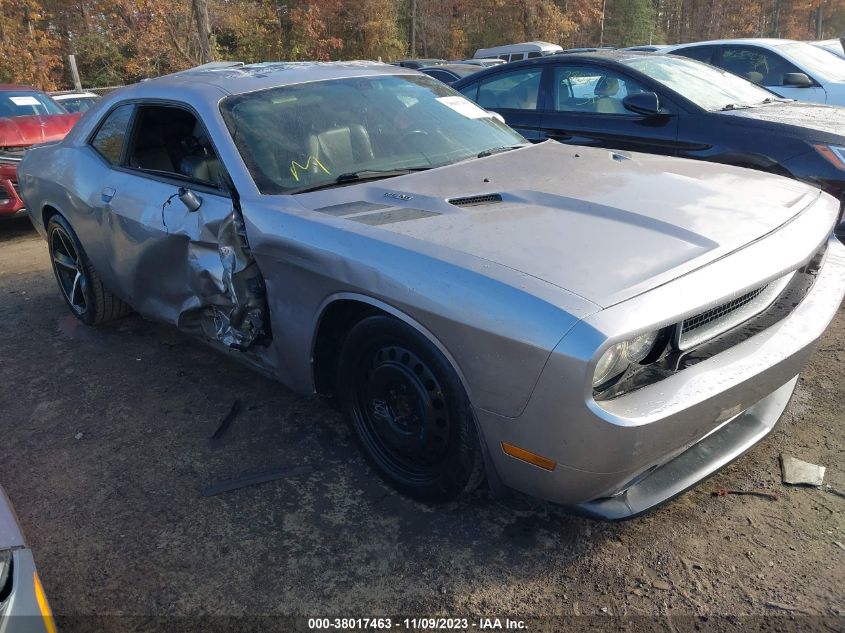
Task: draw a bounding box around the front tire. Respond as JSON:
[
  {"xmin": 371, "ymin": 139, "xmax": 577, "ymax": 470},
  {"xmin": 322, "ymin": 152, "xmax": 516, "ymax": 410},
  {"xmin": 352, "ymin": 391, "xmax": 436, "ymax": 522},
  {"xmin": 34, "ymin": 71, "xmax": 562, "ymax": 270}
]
[
  {"xmin": 337, "ymin": 315, "xmax": 484, "ymax": 502},
  {"xmin": 47, "ymin": 214, "xmax": 130, "ymax": 325}
]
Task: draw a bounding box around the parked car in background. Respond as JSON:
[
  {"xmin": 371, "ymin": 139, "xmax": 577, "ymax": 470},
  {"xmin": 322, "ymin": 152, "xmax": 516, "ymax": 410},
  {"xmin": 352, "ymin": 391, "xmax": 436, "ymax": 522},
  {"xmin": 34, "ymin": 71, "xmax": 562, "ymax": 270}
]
[
  {"xmin": 453, "ymin": 58, "xmax": 506, "ymax": 67},
  {"xmin": 474, "ymin": 41, "xmax": 562, "ymax": 62},
  {"xmin": 663, "ymin": 39, "xmax": 845, "ymax": 105},
  {"xmin": 622, "ymin": 44, "xmax": 670, "ymax": 52},
  {"xmin": 419, "ymin": 63, "xmax": 483, "ymax": 85},
  {"xmin": 0, "ymin": 85, "xmax": 80, "ymax": 217},
  {"xmin": 811, "ymin": 38, "xmax": 845, "ymax": 59},
  {"xmin": 18, "ymin": 61, "xmax": 845, "ymax": 518},
  {"xmin": 558, "ymin": 47, "xmax": 617, "ymax": 53},
  {"xmin": 0, "ymin": 486, "xmax": 56, "ymax": 633},
  {"xmin": 52, "ymin": 90, "xmax": 100, "ymax": 113},
  {"xmin": 452, "ymin": 51, "xmax": 845, "ymax": 235},
  {"xmin": 392, "ymin": 59, "xmax": 446, "ymax": 69}
]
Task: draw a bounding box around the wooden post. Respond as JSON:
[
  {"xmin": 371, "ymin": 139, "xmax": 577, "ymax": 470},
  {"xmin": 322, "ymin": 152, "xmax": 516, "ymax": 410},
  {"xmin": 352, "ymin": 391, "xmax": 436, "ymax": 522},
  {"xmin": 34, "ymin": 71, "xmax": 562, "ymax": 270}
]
[
  {"xmin": 68, "ymin": 54, "xmax": 82, "ymax": 91},
  {"xmin": 599, "ymin": 0, "xmax": 606, "ymax": 47},
  {"xmin": 410, "ymin": 0, "xmax": 416, "ymax": 57}
]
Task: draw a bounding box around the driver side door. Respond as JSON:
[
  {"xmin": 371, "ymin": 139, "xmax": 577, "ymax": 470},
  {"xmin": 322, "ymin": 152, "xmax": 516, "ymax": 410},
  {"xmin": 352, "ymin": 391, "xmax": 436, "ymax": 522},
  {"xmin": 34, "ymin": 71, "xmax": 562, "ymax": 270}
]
[{"xmin": 93, "ymin": 101, "xmax": 239, "ymax": 327}]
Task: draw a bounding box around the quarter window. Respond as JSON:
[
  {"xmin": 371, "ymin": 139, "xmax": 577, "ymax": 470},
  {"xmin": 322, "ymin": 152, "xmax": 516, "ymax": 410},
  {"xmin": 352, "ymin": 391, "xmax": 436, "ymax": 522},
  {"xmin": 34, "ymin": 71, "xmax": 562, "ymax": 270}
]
[
  {"xmin": 552, "ymin": 66, "xmax": 648, "ymax": 115},
  {"xmin": 477, "ymin": 68, "xmax": 543, "ymax": 110},
  {"xmin": 674, "ymin": 46, "xmax": 714, "ymax": 64},
  {"xmin": 90, "ymin": 104, "xmax": 133, "ymax": 164}
]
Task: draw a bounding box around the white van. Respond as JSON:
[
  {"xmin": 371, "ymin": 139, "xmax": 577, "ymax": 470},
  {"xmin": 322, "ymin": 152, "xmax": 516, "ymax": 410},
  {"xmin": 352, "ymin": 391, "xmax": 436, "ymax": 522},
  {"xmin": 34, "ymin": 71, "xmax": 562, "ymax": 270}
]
[{"xmin": 473, "ymin": 41, "xmax": 562, "ymax": 63}]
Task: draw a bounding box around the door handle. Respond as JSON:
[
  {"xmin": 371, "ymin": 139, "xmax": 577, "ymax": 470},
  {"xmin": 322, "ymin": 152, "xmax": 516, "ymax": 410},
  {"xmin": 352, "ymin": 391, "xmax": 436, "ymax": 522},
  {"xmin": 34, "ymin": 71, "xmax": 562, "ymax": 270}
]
[{"xmin": 101, "ymin": 187, "xmax": 115, "ymax": 203}]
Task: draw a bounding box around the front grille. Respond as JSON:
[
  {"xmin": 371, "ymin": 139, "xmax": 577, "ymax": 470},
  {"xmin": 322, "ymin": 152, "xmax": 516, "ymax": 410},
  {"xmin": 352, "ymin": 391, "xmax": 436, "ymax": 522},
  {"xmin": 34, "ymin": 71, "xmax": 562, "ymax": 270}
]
[
  {"xmin": 448, "ymin": 193, "xmax": 502, "ymax": 207},
  {"xmin": 677, "ymin": 272, "xmax": 794, "ymax": 350}
]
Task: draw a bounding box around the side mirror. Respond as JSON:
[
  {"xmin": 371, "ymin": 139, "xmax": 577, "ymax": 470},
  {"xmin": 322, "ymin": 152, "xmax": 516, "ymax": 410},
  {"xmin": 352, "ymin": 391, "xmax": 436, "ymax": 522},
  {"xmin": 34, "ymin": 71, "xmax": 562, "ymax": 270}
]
[
  {"xmin": 178, "ymin": 187, "xmax": 202, "ymax": 212},
  {"xmin": 488, "ymin": 111, "xmax": 506, "ymax": 124},
  {"xmin": 783, "ymin": 72, "xmax": 812, "ymax": 87},
  {"xmin": 622, "ymin": 91, "xmax": 661, "ymax": 116}
]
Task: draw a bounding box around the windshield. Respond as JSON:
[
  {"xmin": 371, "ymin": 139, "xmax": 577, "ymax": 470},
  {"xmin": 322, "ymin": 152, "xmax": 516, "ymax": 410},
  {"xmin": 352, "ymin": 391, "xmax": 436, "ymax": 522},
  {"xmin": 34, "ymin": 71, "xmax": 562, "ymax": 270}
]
[
  {"xmin": 775, "ymin": 42, "xmax": 845, "ymax": 81},
  {"xmin": 0, "ymin": 90, "xmax": 66, "ymax": 118},
  {"xmin": 625, "ymin": 55, "xmax": 777, "ymax": 111},
  {"xmin": 220, "ymin": 74, "xmax": 526, "ymax": 194}
]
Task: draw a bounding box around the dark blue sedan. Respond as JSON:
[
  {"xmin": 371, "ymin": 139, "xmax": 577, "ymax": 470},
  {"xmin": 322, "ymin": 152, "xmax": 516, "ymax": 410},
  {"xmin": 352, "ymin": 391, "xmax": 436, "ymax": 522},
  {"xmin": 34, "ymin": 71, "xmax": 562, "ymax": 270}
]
[{"xmin": 453, "ymin": 51, "xmax": 845, "ymax": 234}]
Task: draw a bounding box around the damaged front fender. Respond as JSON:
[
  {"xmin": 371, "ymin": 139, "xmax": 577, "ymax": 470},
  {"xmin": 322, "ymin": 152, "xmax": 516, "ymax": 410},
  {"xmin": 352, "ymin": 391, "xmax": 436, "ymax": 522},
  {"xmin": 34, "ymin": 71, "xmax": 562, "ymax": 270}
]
[{"xmin": 204, "ymin": 205, "xmax": 270, "ymax": 349}]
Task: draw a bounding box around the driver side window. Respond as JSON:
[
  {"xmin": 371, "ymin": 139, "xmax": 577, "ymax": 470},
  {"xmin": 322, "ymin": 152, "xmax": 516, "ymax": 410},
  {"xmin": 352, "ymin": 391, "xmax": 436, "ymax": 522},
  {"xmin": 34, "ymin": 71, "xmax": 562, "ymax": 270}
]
[
  {"xmin": 126, "ymin": 104, "xmax": 227, "ymax": 188},
  {"xmin": 720, "ymin": 46, "xmax": 801, "ymax": 86},
  {"xmin": 552, "ymin": 66, "xmax": 647, "ymax": 115}
]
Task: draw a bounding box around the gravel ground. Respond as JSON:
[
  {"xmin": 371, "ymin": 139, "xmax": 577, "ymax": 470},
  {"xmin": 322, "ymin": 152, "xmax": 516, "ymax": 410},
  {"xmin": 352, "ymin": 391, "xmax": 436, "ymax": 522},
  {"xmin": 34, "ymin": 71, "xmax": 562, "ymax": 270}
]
[{"xmin": 1, "ymin": 215, "xmax": 843, "ymax": 632}]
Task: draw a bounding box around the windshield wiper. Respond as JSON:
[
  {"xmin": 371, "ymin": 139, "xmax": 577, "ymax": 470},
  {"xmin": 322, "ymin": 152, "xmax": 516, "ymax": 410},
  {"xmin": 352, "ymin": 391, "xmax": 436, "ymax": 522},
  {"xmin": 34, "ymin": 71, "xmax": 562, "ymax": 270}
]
[
  {"xmin": 289, "ymin": 167, "xmax": 432, "ymax": 194},
  {"xmin": 477, "ymin": 145, "xmax": 525, "ymax": 158},
  {"xmin": 720, "ymin": 102, "xmax": 756, "ymax": 111}
]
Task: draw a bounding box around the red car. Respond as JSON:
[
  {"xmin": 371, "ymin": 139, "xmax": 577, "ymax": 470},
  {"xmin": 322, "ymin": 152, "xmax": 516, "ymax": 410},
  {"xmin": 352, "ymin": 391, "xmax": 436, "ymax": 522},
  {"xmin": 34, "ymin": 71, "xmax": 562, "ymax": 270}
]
[{"xmin": 0, "ymin": 85, "xmax": 80, "ymax": 216}]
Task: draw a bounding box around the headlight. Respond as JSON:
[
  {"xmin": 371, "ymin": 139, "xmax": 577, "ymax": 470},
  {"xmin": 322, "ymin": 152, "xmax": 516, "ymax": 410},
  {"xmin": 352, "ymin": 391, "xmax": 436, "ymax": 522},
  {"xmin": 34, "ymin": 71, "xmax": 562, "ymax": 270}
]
[
  {"xmin": 592, "ymin": 330, "xmax": 659, "ymax": 388},
  {"xmin": 813, "ymin": 144, "xmax": 845, "ymax": 170}
]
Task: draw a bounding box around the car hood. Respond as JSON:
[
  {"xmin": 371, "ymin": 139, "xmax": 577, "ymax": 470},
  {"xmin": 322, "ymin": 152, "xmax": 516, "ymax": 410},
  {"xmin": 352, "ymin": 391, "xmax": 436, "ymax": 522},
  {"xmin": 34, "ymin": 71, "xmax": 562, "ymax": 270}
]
[
  {"xmin": 717, "ymin": 101, "xmax": 845, "ymax": 140},
  {"xmin": 296, "ymin": 142, "xmax": 821, "ymax": 307},
  {"xmin": 0, "ymin": 113, "xmax": 81, "ymax": 147}
]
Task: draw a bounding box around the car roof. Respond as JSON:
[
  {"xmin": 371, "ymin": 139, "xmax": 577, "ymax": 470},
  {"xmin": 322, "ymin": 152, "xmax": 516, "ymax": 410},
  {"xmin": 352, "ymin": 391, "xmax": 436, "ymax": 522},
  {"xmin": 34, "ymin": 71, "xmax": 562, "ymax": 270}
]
[
  {"xmin": 450, "ymin": 51, "xmax": 657, "ymax": 88},
  {"xmin": 666, "ymin": 38, "xmax": 798, "ymax": 49},
  {"xmin": 113, "ymin": 61, "xmax": 419, "ymax": 101},
  {"xmin": 52, "ymin": 91, "xmax": 99, "ymax": 99},
  {"xmin": 420, "ymin": 63, "xmax": 483, "ymax": 74}
]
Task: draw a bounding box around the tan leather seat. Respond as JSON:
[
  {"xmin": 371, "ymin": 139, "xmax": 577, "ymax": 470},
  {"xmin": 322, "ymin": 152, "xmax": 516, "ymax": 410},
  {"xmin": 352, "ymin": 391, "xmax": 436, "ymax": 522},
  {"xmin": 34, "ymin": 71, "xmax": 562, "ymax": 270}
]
[{"xmin": 594, "ymin": 76, "xmax": 626, "ymax": 114}]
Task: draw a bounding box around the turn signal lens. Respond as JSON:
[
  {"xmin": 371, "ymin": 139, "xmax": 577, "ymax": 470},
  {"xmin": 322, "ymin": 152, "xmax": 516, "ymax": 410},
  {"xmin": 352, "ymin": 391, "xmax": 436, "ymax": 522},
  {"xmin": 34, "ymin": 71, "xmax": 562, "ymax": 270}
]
[
  {"xmin": 501, "ymin": 442, "xmax": 556, "ymax": 471},
  {"xmin": 33, "ymin": 572, "xmax": 57, "ymax": 633},
  {"xmin": 813, "ymin": 144, "xmax": 845, "ymax": 170}
]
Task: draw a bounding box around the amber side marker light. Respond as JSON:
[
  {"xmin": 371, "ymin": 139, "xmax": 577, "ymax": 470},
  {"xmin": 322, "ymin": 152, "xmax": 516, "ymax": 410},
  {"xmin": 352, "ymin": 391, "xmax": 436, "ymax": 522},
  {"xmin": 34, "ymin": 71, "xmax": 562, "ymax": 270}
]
[
  {"xmin": 501, "ymin": 442, "xmax": 556, "ymax": 471},
  {"xmin": 33, "ymin": 571, "xmax": 57, "ymax": 633}
]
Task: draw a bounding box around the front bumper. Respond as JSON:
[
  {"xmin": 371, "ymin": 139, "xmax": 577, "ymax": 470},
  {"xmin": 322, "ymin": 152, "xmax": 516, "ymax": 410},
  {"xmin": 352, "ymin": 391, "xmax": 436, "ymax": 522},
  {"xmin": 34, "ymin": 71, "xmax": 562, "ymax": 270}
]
[
  {"xmin": 0, "ymin": 549, "xmax": 50, "ymax": 633},
  {"xmin": 476, "ymin": 232, "xmax": 845, "ymax": 519},
  {"xmin": 0, "ymin": 163, "xmax": 24, "ymax": 216}
]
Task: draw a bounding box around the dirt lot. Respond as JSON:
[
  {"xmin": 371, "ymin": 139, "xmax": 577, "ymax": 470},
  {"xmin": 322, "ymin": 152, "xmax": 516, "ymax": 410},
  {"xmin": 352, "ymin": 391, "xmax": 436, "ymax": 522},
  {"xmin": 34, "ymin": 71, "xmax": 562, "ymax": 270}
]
[{"xmin": 1, "ymin": 215, "xmax": 843, "ymax": 631}]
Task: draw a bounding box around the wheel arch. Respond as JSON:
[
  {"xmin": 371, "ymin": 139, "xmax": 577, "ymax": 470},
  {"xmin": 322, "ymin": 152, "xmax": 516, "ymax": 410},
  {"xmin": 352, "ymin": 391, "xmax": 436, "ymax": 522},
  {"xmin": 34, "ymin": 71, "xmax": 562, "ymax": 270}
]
[
  {"xmin": 41, "ymin": 203, "xmax": 63, "ymax": 233},
  {"xmin": 310, "ymin": 293, "xmax": 474, "ymax": 404}
]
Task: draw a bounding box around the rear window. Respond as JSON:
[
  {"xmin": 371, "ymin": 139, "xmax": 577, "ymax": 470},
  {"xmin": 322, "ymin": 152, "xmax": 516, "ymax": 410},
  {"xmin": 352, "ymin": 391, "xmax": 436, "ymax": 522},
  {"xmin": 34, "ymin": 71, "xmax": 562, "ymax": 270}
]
[{"xmin": 0, "ymin": 91, "xmax": 65, "ymax": 117}]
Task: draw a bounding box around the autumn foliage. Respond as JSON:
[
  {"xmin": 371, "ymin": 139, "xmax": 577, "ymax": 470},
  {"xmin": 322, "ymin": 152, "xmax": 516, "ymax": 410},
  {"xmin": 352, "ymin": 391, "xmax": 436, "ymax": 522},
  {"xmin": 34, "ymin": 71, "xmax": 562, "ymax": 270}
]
[{"xmin": 0, "ymin": 0, "xmax": 842, "ymax": 91}]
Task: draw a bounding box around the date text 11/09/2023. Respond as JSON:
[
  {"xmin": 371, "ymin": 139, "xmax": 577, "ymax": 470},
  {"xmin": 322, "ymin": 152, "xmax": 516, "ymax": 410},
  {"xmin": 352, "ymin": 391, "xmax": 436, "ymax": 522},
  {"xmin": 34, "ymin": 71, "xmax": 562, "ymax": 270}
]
[{"xmin": 307, "ymin": 618, "xmax": 528, "ymax": 630}]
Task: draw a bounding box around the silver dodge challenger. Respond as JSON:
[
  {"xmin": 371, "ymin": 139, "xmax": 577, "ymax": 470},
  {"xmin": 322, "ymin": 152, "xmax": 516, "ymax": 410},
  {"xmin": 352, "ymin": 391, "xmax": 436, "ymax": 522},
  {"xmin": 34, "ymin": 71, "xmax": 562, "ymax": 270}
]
[{"xmin": 18, "ymin": 62, "xmax": 845, "ymax": 519}]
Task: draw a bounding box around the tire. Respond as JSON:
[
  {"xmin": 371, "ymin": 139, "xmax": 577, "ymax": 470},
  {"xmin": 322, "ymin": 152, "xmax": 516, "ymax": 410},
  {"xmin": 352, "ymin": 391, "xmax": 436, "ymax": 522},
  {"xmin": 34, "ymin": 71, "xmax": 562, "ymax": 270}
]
[
  {"xmin": 47, "ymin": 214, "xmax": 131, "ymax": 325},
  {"xmin": 337, "ymin": 315, "xmax": 485, "ymax": 502}
]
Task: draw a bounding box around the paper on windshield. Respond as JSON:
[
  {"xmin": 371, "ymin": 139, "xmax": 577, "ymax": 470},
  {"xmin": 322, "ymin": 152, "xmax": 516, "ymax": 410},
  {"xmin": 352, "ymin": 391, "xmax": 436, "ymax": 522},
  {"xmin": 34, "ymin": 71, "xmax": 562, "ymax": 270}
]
[
  {"xmin": 436, "ymin": 96, "xmax": 491, "ymax": 119},
  {"xmin": 9, "ymin": 96, "xmax": 40, "ymax": 106}
]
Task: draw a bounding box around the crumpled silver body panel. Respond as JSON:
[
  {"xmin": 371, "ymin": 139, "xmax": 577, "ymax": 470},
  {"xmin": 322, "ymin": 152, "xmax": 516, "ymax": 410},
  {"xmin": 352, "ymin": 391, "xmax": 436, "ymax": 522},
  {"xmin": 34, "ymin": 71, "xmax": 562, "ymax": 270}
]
[{"xmin": 18, "ymin": 62, "xmax": 845, "ymax": 513}]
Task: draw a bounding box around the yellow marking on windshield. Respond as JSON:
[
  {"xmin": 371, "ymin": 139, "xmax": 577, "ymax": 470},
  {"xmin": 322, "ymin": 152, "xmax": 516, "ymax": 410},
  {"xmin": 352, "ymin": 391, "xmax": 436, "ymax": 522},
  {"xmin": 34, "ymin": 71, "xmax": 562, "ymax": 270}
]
[{"xmin": 290, "ymin": 156, "xmax": 330, "ymax": 182}]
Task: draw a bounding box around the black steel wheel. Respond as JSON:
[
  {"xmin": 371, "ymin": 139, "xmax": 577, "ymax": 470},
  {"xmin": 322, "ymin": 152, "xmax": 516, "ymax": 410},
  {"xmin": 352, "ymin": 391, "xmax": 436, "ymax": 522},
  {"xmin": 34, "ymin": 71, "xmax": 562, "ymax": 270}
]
[
  {"xmin": 46, "ymin": 214, "xmax": 130, "ymax": 325},
  {"xmin": 337, "ymin": 315, "xmax": 484, "ymax": 502}
]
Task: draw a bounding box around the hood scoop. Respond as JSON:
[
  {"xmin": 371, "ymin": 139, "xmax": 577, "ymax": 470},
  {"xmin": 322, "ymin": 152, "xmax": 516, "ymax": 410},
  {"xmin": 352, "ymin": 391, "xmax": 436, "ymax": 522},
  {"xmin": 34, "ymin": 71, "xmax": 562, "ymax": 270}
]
[{"xmin": 448, "ymin": 193, "xmax": 502, "ymax": 207}]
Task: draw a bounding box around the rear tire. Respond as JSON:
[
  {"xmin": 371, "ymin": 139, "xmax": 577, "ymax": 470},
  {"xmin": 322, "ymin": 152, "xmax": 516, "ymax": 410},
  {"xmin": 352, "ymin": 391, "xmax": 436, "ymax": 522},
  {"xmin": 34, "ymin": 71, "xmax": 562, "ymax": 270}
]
[
  {"xmin": 337, "ymin": 315, "xmax": 484, "ymax": 502},
  {"xmin": 47, "ymin": 214, "xmax": 131, "ymax": 325}
]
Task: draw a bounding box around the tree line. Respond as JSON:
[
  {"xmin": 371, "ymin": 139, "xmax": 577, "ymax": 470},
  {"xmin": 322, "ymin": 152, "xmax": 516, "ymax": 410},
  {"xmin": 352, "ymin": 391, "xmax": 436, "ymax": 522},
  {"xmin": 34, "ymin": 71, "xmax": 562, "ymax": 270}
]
[{"xmin": 0, "ymin": 0, "xmax": 843, "ymax": 91}]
